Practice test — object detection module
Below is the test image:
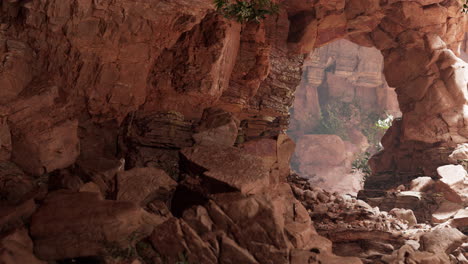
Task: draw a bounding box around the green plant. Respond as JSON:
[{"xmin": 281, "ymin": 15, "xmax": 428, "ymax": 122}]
[
  {"xmin": 375, "ymin": 114, "xmax": 394, "ymax": 130},
  {"xmin": 361, "ymin": 113, "xmax": 393, "ymax": 152},
  {"xmin": 314, "ymin": 112, "xmax": 348, "ymax": 140},
  {"xmin": 351, "ymin": 151, "xmax": 372, "ymax": 180},
  {"xmin": 214, "ymin": 0, "xmax": 279, "ymax": 23},
  {"xmin": 462, "ymin": 0, "xmax": 468, "ymax": 13},
  {"xmin": 312, "ymin": 101, "xmax": 358, "ymax": 140}
]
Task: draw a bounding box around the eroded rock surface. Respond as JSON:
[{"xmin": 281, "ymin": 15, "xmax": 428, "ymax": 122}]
[
  {"xmin": 30, "ymin": 191, "xmax": 160, "ymax": 260},
  {"xmin": 1, "ymin": 0, "xmax": 468, "ymax": 263}
]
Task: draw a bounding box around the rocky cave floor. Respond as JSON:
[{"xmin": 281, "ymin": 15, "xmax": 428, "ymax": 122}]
[{"xmin": 2, "ymin": 142, "xmax": 468, "ymax": 264}]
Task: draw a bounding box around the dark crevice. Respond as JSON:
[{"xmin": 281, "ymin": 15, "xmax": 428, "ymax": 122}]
[{"xmin": 170, "ymin": 183, "xmax": 209, "ymax": 218}]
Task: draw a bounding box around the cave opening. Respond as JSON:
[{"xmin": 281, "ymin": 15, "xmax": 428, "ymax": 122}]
[{"xmin": 288, "ymin": 39, "xmax": 401, "ymax": 195}]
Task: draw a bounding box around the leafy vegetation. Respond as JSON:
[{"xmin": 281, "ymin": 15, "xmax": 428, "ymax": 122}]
[
  {"xmin": 351, "ymin": 114, "xmax": 394, "ymax": 179},
  {"xmin": 313, "ymin": 100, "xmax": 359, "ymax": 140},
  {"xmin": 308, "ymin": 98, "xmax": 395, "ymax": 179},
  {"xmin": 312, "ymin": 99, "xmax": 393, "ymax": 147},
  {"xmin": 463, "ymin": 0, "xmax": 468, "ymax": 13},
  {"xmin": 352, "ymin": 151, "xmax": 372, "ymax": 180},
  {"xmin": 214, "ymin": 0, "xmax": 279, "ymax": 23}
]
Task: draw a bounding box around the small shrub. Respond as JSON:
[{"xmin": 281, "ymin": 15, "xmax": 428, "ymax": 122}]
[
  {"xmin": 214, "ymin": 0, "xmax": 279, "ymax": 23},
  {"xmin": 351, "ymin": 151, "xmax": 372, "ymax": 181},
  {"xmin": 375, "ymin": 114, "xmax": 393, "ymax": 130},
  {"xmin": 312, "ymin": 101, "xmax": 358, "ymax": 140}
]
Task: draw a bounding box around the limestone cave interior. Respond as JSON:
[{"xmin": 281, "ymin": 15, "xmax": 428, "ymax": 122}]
[{"xmin": 1, "ymin": 0, "xmax": 468, "ymax": 264}]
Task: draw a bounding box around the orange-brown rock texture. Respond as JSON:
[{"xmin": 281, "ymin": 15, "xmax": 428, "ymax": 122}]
[{"xmin": 1, "ymin": 0, "xmax": 468, "ymax": 263}]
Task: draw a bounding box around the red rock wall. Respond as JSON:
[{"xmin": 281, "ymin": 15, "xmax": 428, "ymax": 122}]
[
  {"xmin": 2, "ymin": 1, "xmax": 468, "ymax": 263},
  {"xmin": 1, "ymin": 0, "xmax": 467, "ymax": 196}
]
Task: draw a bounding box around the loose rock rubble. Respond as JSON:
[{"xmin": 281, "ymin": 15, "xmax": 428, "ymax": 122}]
[{"xmin": 289, "ymin": 173, "xmax": 468, "ymax": 263}]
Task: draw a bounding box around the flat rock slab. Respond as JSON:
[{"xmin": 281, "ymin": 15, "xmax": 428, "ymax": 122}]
[
  {"xmin": 389, "ymin": 208, "xmax": 417, "ymax": 227},
  {"xmin": 150, "ymin": 217, "xmax": 217, "ymax": 264},
  {"xmin": 180, "ymin": 145, "xmax": 270, "ymax": 194},
  {"xmin": 437, "ymin": 165, "xmax": 466, "ymax": 185},
  {"xmin": 435, "ymin": 165, "xmax": 468, "ymax": 204},
  {"xmin": 30, "ymin": 190, "xmax": 161, "ymax": 260},
  {"xmin": 409, "ymin": 177, "xmax": 434, "ymax": 192},
  {"xmin": 452, "ymin": 208, "xmax": 468, "ymax": 228},
  {"xmin": 117, "ymin": 167, "xmax": 177, "ymax": 206},
  {"xmin": 432, "ymin": 201, "xmax": 463, "ymax": 223},
  {"xmin": 420, "ymin": 228, "xmax": 466, "ymax": 254}
]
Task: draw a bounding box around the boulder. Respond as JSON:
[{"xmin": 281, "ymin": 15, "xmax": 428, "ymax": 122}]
[
  {"xmin": 241, "ymin": 134, "xmax": 295, "ymax": 184},
  {"xmin": 0, "ymin": 161, "xmax": 35, "ymax": 204},
  {"xmin": 435, "ymin": 165, "xmax": 468, "ymax": 204},
  {"xmin": 30, "ymin": 190, "xmax": 162, "ymax": 260},
  {"xmin": 0, "ymin": 199, "xmax": 36, "ymax": 233},
  {"xmin": 409, "ymin": 176, "xmax": 435, "ymax": 192},
  {"xmin": 0, "ymin": 228, "xmax": 45, "ymax": 264},
  {"xmin": 205, "ymin": 184, "xmax": 322, "ymax": 263},
  {"xmin": 294, "ymin": 134, "xmax": 363, "ymax": 194},
  {"xmin": 76, "ymin": 157, "xmax": 124, "ymax": 195},
  {"xmin": 290, "ymin": 249, "xmax": 362, "ymax": 264},
  {"xmin": 295, "ymin": 135, "xmax": 347, "ymax": 166},
  {"xmin": 0, "ymin": 118, "xmax": 11, "ymax": 161},
  {"xmin": 383, "ymin": 244, "xmax": 449, "ymax": 264},
  {"xmin": 11, "ymin": 120, "xmax": 80, "ymax": 176},
  {"xmin": 219, "ymin": 234, "xmax": 259, "ymax": 264},
  {"xmin": 448, "ymin": 143, "xmax": 468, "ymax": 163},
  {"xmin": 193, "ymin": 108, "xmax": 239, "ymax": 147},
  {"xmin": 116, "ymin": 167, "xmax": 177, "ymax": 206},
  {"xmin": 149, "ymin": 217, "xmax": 217, "ymax": 264},
  {"xmin": 79, "ymin": 182, "xmax": 102, "ymax": 197},
  {"xmin": 451, "ymin": 208, "xmax": 468, "ymax": 229},
  {"xmin": 242, "ymin": 138, "xmax": 278, "ymax": 169},
  {"xmin": 182, "ymin": 205, "xmax": 214, "ymax": 235},
  {"xmin": 432, "ymin": 201, "xmax": 463, "ymax": 223},
  {"xmin": 437, "ymin": 165, "xmax": 467, "ymax": 183},
  {"xmin": 0, "ymin": 39, "xmax": 33, "ymax": 104},
  {"xmin": 389, "ymin": 208, "xmax": 417, "ymax": 227},
  {"xmin": 365, "ymin": 191, "xmax": 436, "ymax": 222},
  {"xmin": 180, "ymin": 145, "xmax": 270, "ymax": 194},
  {"xmin": 420, "ymin": 228, "xmax": 466, "ymax": 254},
  {"xmin": 48, "ymin": 169, "xmax": 83, "ymax": 192}
]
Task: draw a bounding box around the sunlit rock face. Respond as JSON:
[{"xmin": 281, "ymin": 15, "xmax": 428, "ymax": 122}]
[
  {"xmin": 286, "ymin": 0, "xmax": 468, "ymax": 188},
  {"xmin": 288, "ymin": 39, "xmax": 400, "ymax": 195}
]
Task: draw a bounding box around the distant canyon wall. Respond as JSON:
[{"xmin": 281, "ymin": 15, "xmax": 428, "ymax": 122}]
[{"xmin": 288, "ymin": 39, "xmax": 400, "ymax": 194}]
